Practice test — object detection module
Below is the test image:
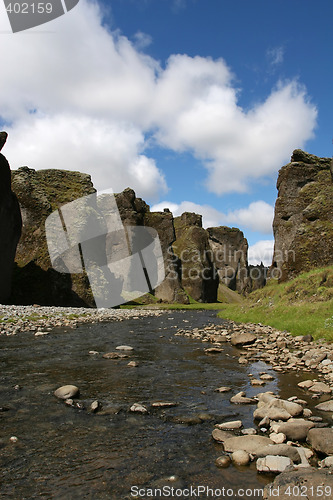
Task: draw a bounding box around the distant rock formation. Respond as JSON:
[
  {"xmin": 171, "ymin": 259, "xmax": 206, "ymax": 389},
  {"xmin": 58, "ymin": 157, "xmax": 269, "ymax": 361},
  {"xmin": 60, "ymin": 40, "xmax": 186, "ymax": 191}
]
[
  {"xmin": 116, "ymin": 188, "xmax": 188, "ymax": 304},
  {"xmin": 10, "ymin": 167, "xmax": 265, "ymax": 306},
  {"xmin": 271, "ymin": 150, "xmax": 333, "ymax": 281},
  {"xmin": 172, "ymin": 214, "xmax": 265, "ymax": 300},
  {"xmin": 0, "ymin": 147, "xmax": 22, "ymax": 302},
  {"xmin": 207, "ymin": 226, "xmax": 250, "ymax": 295},
  {"xmin": 172, "ymin": 213, "xmax": 218, "ymax": 302}
]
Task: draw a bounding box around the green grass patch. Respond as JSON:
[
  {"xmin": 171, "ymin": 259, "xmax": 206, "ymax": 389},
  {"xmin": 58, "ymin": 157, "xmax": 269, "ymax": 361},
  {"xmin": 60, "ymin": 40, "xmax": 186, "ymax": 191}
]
[
  {"xmin": 218, "ymin": 266, "xmax": 333, "ymax": 341},
  {"xmin": 120, "ymin": 302, "xmax": 227, "ymax": 311}
]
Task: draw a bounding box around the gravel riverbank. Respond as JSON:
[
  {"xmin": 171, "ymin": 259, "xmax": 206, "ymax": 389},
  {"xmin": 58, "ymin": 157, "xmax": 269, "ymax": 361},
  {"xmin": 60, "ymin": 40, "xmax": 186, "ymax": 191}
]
[
  {"xmin": 176, "ymin": 320, "xmax": 333, "ymax": 497},
  {"xmin": 0, "ymin": 304, "xmax": 166, "ymax": 335}
]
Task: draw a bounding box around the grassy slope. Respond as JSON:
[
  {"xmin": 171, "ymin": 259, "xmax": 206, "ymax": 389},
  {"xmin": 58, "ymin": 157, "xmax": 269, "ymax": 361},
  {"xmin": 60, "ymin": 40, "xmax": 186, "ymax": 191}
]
[{"xmin": 218, "ymin": 266, "xmax": 333, "ymax": 341}]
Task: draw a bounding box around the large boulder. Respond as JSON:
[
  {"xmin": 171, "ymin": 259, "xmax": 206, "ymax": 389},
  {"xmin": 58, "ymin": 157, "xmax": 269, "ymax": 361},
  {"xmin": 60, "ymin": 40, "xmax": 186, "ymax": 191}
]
[
  {"xmin": 307, "ymin": 428, "xmax": 333, "ymax": 455},
  {"xmin": 263, "ymin": 468, "xmax": 333, "ymax": 500},
  {"xmin": 256, "ymin": 455, "xmax": 293, "ymax": 473},
  {"xmin": 0, "ymin": 149, "xmax": 22, "ymax": 302},
  {"xmin": 273, "ymin": 420, "xmax": 315, "ymax": 442},
  {"xmin": 254, "ymin": 397, "xmax": 304, "ymax": 421},
  {"xmin": 222, "ymin": 435, "xmax": 274, "ymax": 455},
  {"xmin": 315, "ymin": 400, "xmax": 333, "ymax": 412},
  {"xmin": 270, "ymin": 150, "xmax": 333, "ymax": 281},
  {"xmin": 256, "ymin": 444, "xmax": 301, "ymax": 463},
  {"xmin": 230, "ymin": 331, "xmax": 257, "ymax": 346}
]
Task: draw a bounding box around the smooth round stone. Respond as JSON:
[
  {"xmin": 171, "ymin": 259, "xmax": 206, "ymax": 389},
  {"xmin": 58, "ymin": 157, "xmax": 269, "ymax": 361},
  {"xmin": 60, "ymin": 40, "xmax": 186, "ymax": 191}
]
[
  {"xmin": 54, "ymin": 385, "xmax": 79, "ymax": 400},
  {"xmin": 232, "ymin": 450, "xmax": 250, "ymax": 466},
  {"xmin": 215, "ymin": 455, "xmax": 231, "ymax": 468},
  {"xmin": 116, "ymin": 345, "xmax": 134, "ymax": 351}
]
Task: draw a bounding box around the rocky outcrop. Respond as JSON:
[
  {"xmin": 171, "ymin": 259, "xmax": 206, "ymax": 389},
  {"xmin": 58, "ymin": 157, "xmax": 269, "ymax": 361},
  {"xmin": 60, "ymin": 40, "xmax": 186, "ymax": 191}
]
[
  {"xmin": 207, "ymin": 226, "xmax": 250, "ymax": 294},
  {"xmin": 10, "ymin": 176, "xmax": 188, "ymax": 306},
  {"xmin": 271, "ymin": 150, "xmax": 333, "ymax": 281},
  {"xmin": 171, "ymin": 215, "xmax": 266, "ymax": 300},
  {"xmin": 11, "ymin": 167, "xmax": 96, "ymax": 306},
  {"xmin": 10, "ymin": 166, "xmax": 261, "ymax": 306},
  {"xmin": 0, "ymin": 151, "xmax": 22, "ymax": 302},
  {"xmin": 172, "ymin": 213, "xmax": 218, "ymax": 302},
  {"xmin": 142, "ymin": 207, "xmax": 188, "ymax": 304}
]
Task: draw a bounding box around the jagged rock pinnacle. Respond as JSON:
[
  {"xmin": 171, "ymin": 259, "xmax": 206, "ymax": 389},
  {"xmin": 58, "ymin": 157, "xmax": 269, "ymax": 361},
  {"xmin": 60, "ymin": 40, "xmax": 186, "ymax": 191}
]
[{"xmin": 0, "ymin": 131, "xmax": 8, "ymax": 151}]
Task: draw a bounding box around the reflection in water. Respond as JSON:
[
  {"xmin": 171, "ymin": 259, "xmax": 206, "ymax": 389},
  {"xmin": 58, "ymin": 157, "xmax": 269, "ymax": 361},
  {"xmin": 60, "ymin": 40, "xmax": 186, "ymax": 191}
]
[{"xmin": 0, "ymin": 311, "xmax": 325, "ymax": 499}]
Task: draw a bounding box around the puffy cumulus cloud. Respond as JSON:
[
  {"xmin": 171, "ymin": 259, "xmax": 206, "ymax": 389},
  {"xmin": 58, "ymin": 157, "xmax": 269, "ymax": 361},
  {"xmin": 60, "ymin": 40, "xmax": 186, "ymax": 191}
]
[
  {"xmin": 248, "ymin": 240, "xmax": 274, "ymax": 266},
  {"xmin": 151, "ymin": 199, "xmax": 274, "ymax": 234},
  {"xmin": 0, "ymin": 0, "xmax": 317, "ymax": 199},
  {"xmin": 225, "ymin": 201, "xmax": 274, "ymax": 234},
  {"xmin": 0, "ymin": 1, "xmax": 158, "ymax": 123},
  {"xmin": 5, "ymin": 114, "xmax": 167, "ymax": 199},
  {"xmin": 153, "ymin": 76, "xmax": 317, "ymax": 194}
]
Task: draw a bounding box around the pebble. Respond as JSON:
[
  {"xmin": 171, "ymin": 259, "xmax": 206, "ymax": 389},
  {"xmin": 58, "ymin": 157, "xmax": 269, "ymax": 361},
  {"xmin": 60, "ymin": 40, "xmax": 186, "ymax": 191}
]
[
  {"xmin": 232, "ymin": 450, "xmax": 250, "ymax": 466},
  {"xmin": 215, "ymin": 420, "xmax": 243, "ymax": 430},
  {"xmin": 127, "ymin": 361, "xmax": 139, "ymax": 367},
  {"xmin": 54, "ymin": 385, "xmax": 79, "ymax": 400},
  {"xmin": 215, "ymin": 455, "xmax": 231, "ymax": 468},
  {"xmin": 0, "ymin": 305, "xmax": 167, "ymax": 336},
  {"xmin": 256, "ymin": 455, "xmax": 292, "ymax": 473},
  {"xmin": 90, "ymin": 400, "xmax": 102, "ymax": 413},
  {"xmin": 269, "ymin": 432, "xmax": 286, "ymax": 444},
  {"xmin": 130, "ymin": 403, "xmax": 148, "ymax": 414}
]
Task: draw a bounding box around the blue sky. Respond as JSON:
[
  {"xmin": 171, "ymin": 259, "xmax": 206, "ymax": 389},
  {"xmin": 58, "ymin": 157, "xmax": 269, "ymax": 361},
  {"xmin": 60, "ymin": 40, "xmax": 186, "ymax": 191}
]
[{"xmin": 0, "ymin": 0, "xmax": 332, "ymax": 264}]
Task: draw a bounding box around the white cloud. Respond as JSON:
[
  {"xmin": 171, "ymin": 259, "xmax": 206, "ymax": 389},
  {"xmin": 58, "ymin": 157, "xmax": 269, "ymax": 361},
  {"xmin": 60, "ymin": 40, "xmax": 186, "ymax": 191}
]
[
  {"xmin": 151, "ymin": 199, "xmax": 274, "ymax": 234},
  {"xmin": 0, "ymin": 0, "xmax": 317, "ymax": 201},
  {"xmin": 5, "ymin": 113, "xmax": 167, "ymax": 200},
  {"xmin": 226, "ymin": 201, "xmax": 274, "ymax": 233},
  {"xmin": 248, "ymin": 240, "xmax": 274, "ymax": 266},
  {"xmin": 133, "ymin": 31, "xmax": 153, "ymax": 50},
  {"xmin": 153, "ymin": 74, "xmax": 317, "ymax": 194},
  {"xmin": 267, "ymin": 46, "xmax": 284, "ymax": 66}
]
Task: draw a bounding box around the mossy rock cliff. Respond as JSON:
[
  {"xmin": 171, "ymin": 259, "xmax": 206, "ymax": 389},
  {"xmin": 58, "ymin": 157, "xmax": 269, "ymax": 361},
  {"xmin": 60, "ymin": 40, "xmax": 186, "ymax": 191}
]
[
  {"xmin": 271, "ymin": 150, "xmax": 333, "ymax": 281},
  {"xmin": 10, "ymin": 167, "xmax": 96, "ymax": 306}
]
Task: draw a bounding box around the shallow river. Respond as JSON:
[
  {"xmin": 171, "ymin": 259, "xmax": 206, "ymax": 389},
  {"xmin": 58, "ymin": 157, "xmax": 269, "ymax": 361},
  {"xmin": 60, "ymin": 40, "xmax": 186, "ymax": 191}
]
[{"xmin": 0, "ymin": 311, "xmax": 325, "ymax": 499}]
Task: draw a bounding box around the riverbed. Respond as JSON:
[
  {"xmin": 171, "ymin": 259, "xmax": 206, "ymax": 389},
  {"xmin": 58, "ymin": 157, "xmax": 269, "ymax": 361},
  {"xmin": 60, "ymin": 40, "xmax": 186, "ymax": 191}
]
[{"xmin": 0, "ymin": 310, "xmax": 329, "ymax": 499}]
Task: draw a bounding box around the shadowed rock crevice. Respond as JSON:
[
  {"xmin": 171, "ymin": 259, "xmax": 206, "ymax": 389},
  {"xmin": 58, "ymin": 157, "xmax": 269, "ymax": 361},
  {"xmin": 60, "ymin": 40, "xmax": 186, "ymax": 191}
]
[{"xmin": 0, "ymin": 152, "xmax": 22, "ymax": 302}]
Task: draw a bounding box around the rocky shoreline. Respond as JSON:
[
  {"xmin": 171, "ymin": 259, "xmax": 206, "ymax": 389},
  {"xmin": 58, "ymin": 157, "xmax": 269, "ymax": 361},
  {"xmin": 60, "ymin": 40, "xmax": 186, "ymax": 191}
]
[
  {"xmin": 176, "ymin": 320, "xmax": 333, "ymax": 498},
  {"xmin": 2, "ymin": 306, "xmax": 333, "ymax": 497},
  {"xmin": 0, "ymin": 304, "xmax": 166, "ymax": 336}
]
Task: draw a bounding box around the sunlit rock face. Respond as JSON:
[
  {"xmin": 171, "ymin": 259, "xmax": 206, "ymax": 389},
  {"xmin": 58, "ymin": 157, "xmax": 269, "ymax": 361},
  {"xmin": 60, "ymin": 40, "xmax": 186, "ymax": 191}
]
[{"xmin": 271, "ymin": 150, "xmax": 333, "ymax": 281}]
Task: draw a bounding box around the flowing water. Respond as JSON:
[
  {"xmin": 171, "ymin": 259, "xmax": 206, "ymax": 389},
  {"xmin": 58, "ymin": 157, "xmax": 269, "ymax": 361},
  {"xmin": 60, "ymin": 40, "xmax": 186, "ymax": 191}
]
[{"xmin": 0, "ymin": 311, "xmax": 328, "ymax": 499}]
